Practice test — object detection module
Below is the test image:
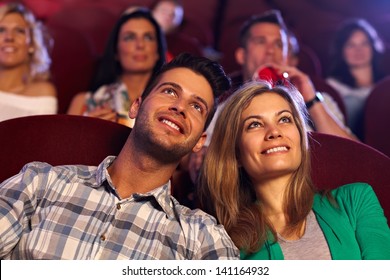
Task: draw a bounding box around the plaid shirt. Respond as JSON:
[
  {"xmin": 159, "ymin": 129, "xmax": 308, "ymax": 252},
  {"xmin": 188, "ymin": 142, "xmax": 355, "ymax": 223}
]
[{"xmin": 0, "ymin": 156, "xmax": 239, "ymax": 260}]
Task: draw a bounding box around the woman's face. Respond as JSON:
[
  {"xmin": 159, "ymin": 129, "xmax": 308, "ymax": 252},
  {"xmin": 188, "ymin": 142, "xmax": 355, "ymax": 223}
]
[
  {"xmin": 117, "ymin": 18, "xmax": 159, "ymax": 74},
  {"xmin": 0, "ymin": 13, "xmax": 32, "ymax": 69},
  {"xmin": 343, "ymin": 30, "xmax": 373, "ymax": 68},
  {"xmin": 238, "ymin": 92, "xmax": 302, "ymax": 185}
]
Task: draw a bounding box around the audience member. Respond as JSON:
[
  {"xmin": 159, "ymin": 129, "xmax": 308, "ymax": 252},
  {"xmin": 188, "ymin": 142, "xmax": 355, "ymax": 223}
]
[
  {"xmin": 327, "ymin": 18, "xmax": 385, "ymax": 140},
  {"xmin": 151, "ymin": 0, "xmax": 203, "ymax": 60},
  {"xmin": 229, "ymin": 10, "xmax": 355, "ymax": 140},
  {"xmin": 198, "ymin": 80, "xmax": 390, "ymax": 259},
  {"xmin": 67, "ymin": 7, "xmax": 166, "ymax": 128},
  {"xmin": 287, "ymin": 30, "xmax": 347, "ymax": 129},
  {"xmin": 151, "ymin": 0, "xmax": 183, "ymax": 35},
  {"xmin": 181, "ymin": 10, "xmax": 358, "ymax": 196},
  {"xmin": 0, "ymin": 2, "xmax": 57, "ymax": 122},
  {"xmin": 0, "ymin": 53, "xmax": 239, "ymax": 260}
]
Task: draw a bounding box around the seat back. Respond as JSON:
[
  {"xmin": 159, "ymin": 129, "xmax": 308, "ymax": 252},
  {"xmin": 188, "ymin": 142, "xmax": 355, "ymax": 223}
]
[
  {"xmin": 309, "ymin": 132, "xmax": 390, "ymax": 220},
  {"xmin": 47, "ymin": 24, "xmax": 97, "ymax": 114},
  {"xmin": 364, "ymin": 76, "xmax": 390, "ymax": 157},
  {"xmin": 0, "ymin": 115, "xmax": 130, "ymax": 183}
]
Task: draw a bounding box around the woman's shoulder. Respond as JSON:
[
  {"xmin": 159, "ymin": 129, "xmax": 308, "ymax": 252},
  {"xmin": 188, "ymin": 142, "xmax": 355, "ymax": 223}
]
[
  {"xmin": 328, "ymin": 183, "xmax": 378, "ymax": 207},
  {"xmin": 331, "ymin": 182, "xmax": 373, "ymax": 195},
  {"xmin": 315, "ymin": 183, "xmax": 375, "ymax": 207},
  {"xmin": 24, "ymin": 81, "xmax": 57, "ymax": 97},
  {"xmin": 67, "ymin": 91, "xmax": 89, "ymax": 115}
]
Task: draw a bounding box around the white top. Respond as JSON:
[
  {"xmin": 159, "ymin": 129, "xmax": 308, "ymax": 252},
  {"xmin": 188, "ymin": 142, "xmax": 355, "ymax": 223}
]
[
  {"xmin": 326, "ymin": 77, "xmax": 371, "ymax": 100},
  {"xmin": 326, "ymin": 77, "xmax": 371, "ymax": 137},
  {"xmin": 84, "ymin": 82, "xmax": 135, "ymax": 128},
  {"xmin": 0, "ymin": 90, "xmax": 57, "ymax": 122}
]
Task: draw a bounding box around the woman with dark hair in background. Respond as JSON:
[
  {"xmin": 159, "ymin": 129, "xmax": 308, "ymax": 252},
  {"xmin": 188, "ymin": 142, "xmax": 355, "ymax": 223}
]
[
  {"xmin": 327, "ymin": 19, "xmax": 385, "ymax": 140},
  {"xmin": 68, "ymin": 7, "xmax": 166, "ymax": 127}
]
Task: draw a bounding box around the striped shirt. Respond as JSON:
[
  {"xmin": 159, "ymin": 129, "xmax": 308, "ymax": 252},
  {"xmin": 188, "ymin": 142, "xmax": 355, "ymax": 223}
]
[{"xmin": 0, "ymin": 156, "xmax": 239, "ymax": 260}]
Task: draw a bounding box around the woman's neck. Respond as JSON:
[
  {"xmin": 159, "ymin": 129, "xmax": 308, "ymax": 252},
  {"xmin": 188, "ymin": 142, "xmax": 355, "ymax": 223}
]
[
  {"xmin": 350, "ymin": 64, "xmax": 373, "ymax": 87},
  {"xmin": 120, "ymin": 72, "xmax": 152, "ymax": 103},
  {"xmin": 0, "ymin": 67, "xmax": 29, "ymax": 93},
  {"xmin": 254, "ymin": 176, "xmax": 290, "ymax": 216},
  {"xmin": 254, "ymin": 175, "xmax": 308, "ymax": 240}
]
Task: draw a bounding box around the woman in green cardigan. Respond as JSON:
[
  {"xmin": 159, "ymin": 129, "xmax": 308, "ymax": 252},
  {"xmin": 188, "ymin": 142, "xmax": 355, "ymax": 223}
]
[{"xmin": 198, "ymin": 80, "xmax": 390, "ymax": 259}]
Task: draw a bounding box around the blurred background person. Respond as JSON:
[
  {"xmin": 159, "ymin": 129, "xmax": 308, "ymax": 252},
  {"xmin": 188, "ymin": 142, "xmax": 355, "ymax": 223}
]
[
  {"xmin": 326, "ymin": 18, "xmax": 385, "ymax": 140},
  {"xmin": 151, "ymin": 0, "xmax": 203, "ymax": 60},
  {"xmin": 67, "ymin": 7, "xmax": 166, "ymax": 128},
  {"xmin": 0, "ymin": 2, "xmax": 57, "ymax": 122},
  {"xmin": 287, "ymin": 30, "xmax": 348, "ymax": 133},
  {"xmin": 229, "ymin": 10, "xmax": 355, "ymax": 140}
]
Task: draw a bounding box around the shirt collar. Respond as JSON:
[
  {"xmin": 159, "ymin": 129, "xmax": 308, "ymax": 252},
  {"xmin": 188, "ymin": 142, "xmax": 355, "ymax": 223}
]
[{"xmin": 95, "ymin": 156, "xmax": 175, "ymax": 218}]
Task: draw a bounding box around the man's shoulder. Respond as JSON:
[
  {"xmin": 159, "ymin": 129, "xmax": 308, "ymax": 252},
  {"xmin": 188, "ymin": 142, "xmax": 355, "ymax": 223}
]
[
  {"xmin": 19, "ymin": 161, "xmax": 98, "ymax": 181},
  {"xmin": 171, "ymin": 198, "xmax": 233, "ymax": 237}
]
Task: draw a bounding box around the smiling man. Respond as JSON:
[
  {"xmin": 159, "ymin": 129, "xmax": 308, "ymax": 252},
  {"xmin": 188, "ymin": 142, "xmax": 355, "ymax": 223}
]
[{"xmin": 0, "ymin": 53, "xmax": 239, "ymax": 260}]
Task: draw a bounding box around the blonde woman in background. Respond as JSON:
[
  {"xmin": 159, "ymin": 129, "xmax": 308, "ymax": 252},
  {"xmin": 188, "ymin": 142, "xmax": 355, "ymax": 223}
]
[{"xmin": 0, "ymin": 2, "xmax": 57, "ymax": 122}]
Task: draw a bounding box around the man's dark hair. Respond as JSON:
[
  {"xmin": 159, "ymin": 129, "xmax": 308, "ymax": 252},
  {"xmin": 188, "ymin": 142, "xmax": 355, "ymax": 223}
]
[
  {"xmin": 142, "ymin": 53, "xmax": 231, "ymax": 130},
  {"xmin": 239, "ymin": 9, "xmax": 288, "ymax": 48}
]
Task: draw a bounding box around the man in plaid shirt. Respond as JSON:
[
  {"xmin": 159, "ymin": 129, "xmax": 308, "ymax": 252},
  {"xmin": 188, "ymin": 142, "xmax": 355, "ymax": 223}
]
[{"xmin": 0, "ymin": 53, "xmax": 239, "ymax": 260}]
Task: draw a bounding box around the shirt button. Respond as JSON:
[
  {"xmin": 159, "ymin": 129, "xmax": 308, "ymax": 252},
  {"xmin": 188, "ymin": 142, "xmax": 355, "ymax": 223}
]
[
  {"xmin": 100, "ymin": 234, "xmax": 106, "ymax": 241},
  {"xmin": 116, "ymin": 203, "xmax": 121, "ymax": 210}
]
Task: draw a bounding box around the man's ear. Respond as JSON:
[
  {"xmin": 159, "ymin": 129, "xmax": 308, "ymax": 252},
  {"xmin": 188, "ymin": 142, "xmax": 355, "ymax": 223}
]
[
  {"xmin": 129, "ymin": 97, "xmax": 142, "ymax": 119},
  {"xmin": 235, "ymin": 47, "xmax": 245, "ymax": 66},
  {"xmin": 192, "ymin": 132, "xmax": 207, "ymax": 153}
]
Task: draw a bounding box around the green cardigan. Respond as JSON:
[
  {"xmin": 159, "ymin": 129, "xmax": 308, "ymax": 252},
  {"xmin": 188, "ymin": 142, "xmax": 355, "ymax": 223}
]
[{"xmin": 241, "ymin": 183, "xmax": 390, "ymax": 260}]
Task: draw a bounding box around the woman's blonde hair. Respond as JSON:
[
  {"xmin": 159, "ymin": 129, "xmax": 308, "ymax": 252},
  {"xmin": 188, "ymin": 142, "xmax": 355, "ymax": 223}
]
[
  {"xmin": 198, "ymin": 80, "xmax": 316, "ymax": 253},
  {"xmin": 0, "ymin": 3, "xmax": 52, "ymax": 81}
]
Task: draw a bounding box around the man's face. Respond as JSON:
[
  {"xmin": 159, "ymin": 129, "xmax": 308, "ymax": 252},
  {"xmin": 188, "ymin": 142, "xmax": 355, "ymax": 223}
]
[
  {"xmin": 129, "ymin": 67, "xmax": 213, "ymax": 163},
  {"xmin": 236, "ymin": 22, "xmax": 288, "ymax": 80},
  {"xmin": 152, "ymin": 1, "xmax": 184, "ymax": 34}
]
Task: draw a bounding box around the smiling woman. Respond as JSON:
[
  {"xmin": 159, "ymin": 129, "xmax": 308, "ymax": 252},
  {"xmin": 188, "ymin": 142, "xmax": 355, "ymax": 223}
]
[
  {"xmin": 0, "ymin": 3, "xmax": 57, "ymax": 121},
  {"xmin": 67, "ymin": 7, "xmax": 166, "ymax": 128},
  {"xmin": 198, "ymin": 80, "xmax": 390, "ymax": 260}
]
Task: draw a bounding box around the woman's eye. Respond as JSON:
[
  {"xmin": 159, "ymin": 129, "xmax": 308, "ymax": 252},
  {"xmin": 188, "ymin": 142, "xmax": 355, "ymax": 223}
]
[
  {"xmin": 144, "ymin": 33, "xmax": 156, "ymax": 41},
  {"xmin": 15, "ymin": 27, "xmax": 27, "ymax": 34},
  {"xmin": 248, "ymin": 121, "xmax": 262, "ymax": 129},
  {"xmin": 280, "ymin": 116, "xmax": 292, "ymax": 123},
  {"xmin": 123, "ymin": 33, "xmax": 136, "ymax": 41}
]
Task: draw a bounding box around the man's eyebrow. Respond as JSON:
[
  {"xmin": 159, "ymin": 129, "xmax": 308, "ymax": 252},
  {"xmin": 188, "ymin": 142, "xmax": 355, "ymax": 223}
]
[
  {"xmin": 156, "ymin": 82, "xmax": 182, "ymax": 91},
  {"xmin": 156, "ymin": 82, "xmax": 210, "ymax": 113}
]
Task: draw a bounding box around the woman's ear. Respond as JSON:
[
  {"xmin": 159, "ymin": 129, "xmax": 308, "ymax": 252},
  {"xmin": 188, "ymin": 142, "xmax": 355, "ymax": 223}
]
[{"xmin": 129, "ymin": 97, "xmax": 142, "ymax": 119}]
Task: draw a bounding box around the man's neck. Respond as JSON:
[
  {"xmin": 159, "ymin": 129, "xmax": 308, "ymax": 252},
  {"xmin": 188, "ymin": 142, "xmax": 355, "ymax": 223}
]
[{"xmin": 107, "ymin": 138, "xmax": 178, "ymax": 199}]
